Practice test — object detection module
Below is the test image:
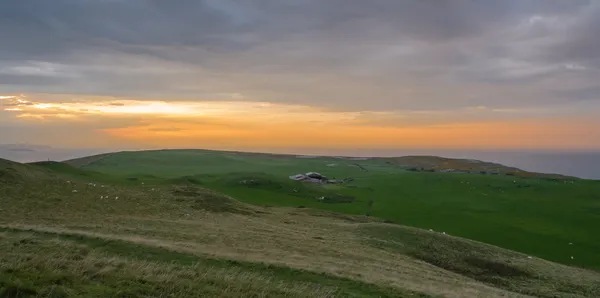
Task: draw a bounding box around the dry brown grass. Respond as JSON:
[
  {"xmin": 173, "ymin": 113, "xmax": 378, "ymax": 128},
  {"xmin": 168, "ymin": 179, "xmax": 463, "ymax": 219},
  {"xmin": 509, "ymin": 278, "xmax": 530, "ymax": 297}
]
[
  {"xmin": 0, "ymin": 211, "xmax": 532, "ymax": 298},
  {"xmin": 0, "ymin": 231, "xmax": 342, "ymax": 298},
  {"xmin": 384, "ymin": 156, "xmax": 575, "ymax": 179}
]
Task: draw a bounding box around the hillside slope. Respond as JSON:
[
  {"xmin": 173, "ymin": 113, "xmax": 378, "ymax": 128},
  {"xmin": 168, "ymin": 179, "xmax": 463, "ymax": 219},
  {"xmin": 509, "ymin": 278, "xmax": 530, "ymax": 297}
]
[
  {"xmin": 65, "ymin": 149, "xmax": 578, "ymax": 179},
  {"xmin": 382, "ymin": 155, "xmax": 576, "ymax": 179},
  {"xmin": 62, "ymin": 150, "xmax": 600, "ymax": 271},
  {"xmin": 1, "ymin": 158, "xmax": 600, "ymax": 297}
]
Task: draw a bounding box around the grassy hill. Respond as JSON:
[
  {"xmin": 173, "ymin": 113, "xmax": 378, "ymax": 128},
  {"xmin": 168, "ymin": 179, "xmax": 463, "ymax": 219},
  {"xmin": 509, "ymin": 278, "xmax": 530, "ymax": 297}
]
[
  {"xmin": 62, "ymin": 149, "xmax": 600, "ymax": 272},
  {"xmin": 2, "ymin": 157, "xmax": 600, "ymax": 297}
]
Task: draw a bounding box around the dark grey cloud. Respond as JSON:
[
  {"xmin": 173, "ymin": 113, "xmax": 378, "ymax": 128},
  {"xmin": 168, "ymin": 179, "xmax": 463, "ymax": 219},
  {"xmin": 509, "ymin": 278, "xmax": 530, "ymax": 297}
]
[
  {"xmin": 553, "ymin": 85, "xmax": 600, "ymax": 102},
  {"xmin": 538, "ymin": 2, "xmax": 600, "ymax": 69},
  {"xmin": 0, "ymin": 74, "xmax": 67, "ymax": 86},
  {"xmin": 0, "ymin": 0, "xmax": 599, "ymax": 111}
]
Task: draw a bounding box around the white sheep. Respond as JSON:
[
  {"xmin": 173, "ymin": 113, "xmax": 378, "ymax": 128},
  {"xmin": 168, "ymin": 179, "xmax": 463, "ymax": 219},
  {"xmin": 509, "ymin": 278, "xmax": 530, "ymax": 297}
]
[
  {"xmin": 72, "ymin": 190, "xmax": 78, "ymax": 193},
  {"xmin": 115, "ymin": 196, "xmax": 119, "ymax": 200}
]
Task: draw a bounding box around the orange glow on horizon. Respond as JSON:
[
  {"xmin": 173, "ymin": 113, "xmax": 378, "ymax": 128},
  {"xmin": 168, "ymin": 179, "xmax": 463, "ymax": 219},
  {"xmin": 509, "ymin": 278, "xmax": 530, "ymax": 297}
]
[
  {"xmin": 2, "ymin": 93, "xmax": 600, "ymax": 151},
  {"xmin": 101, "ymin": 118, "xmax": 600, "ymax": 150}
]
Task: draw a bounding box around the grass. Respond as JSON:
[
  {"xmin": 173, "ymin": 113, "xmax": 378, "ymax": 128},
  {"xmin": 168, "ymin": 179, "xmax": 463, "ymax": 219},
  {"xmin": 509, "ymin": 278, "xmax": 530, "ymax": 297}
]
[
  {"xmin": 68, "ymin": 149, "xmax": 392, "ymax": 179},
  {"xmin": 65, "ymin": 149, "xmax": 600, "ymax": 270},
  {"xmin": 2, "ymin": 159, "xmax": 432, "ymax": 297},
  {"xmin": 2, "ymin": 151, "xmax": 600, "ymax": 297},
  {"xmin": 0, "ymin": 228, "xmax": 418, "ymax": 298},
  {"xmin": 361, "ymin": 225, "xmax": 600, "ymax": 297}
]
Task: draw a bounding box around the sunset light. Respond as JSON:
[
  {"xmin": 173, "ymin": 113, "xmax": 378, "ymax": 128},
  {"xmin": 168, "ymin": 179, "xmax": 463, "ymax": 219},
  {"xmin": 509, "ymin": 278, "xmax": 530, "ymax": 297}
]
[
  {"xmin": 0, "ymin": 1, "xmax": 599, "ymax": 154},
  {"xmin": 2, "ymin": 2, "xmax": 600, "ymax": 296}
]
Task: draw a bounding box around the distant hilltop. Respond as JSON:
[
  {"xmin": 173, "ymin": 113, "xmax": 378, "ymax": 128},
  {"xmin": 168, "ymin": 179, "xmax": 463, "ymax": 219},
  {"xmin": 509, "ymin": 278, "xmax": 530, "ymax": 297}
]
[
  {"xmin": 60, "ymin": 148, "xmax": 580, "ymax": 181},
  {"xmin": 380, "ymin": 155, "xmax": 577, "ymax": 180}
]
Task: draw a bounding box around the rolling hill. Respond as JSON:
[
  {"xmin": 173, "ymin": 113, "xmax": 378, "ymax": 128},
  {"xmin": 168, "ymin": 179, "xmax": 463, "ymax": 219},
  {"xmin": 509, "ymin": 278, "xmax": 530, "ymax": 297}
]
[
  {"xmin": 2, "ymin": 149, "xmax": 600, "ymax": 297},
  {"xmin": 2, "ymin": 157, "xmax": 600, "ymax": 297},
  {"xmin": 62, "ymin": 149, "xmax": 600, "ymax": 272}
]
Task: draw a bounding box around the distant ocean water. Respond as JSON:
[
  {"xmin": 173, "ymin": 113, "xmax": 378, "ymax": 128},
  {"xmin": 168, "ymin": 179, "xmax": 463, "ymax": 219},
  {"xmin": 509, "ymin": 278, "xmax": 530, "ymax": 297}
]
[
  {"xmin": 1, "ymin": 145, "xmax": 599, "ymax": 180},
  {"xmin": 0, "ymin": 145, "xmax": 112, "ymax": 165}
]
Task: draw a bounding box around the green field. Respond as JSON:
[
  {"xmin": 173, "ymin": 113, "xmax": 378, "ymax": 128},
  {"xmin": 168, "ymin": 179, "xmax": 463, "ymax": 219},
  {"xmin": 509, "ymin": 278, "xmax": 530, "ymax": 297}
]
[
  {"xmin": 70, "ymin": 149, "xmax": 600, "ymax": 271},
  {"xmin": 2, "ymin": 150, "xmax": 600, "ymax": 297}
]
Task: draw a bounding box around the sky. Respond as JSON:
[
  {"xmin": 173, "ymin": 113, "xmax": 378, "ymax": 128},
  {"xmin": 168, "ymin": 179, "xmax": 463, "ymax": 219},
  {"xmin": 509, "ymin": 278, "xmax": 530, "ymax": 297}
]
[{"xmin": 1, "ymin": 0, "xmax": 600, "ymax": 153}]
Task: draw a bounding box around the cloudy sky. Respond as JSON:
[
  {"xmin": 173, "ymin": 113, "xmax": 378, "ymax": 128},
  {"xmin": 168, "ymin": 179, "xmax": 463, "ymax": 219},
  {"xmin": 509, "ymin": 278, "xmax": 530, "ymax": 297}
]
[{"xmin": 1, "ymin": 0, "xmax": 599, "ymax": 152}]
